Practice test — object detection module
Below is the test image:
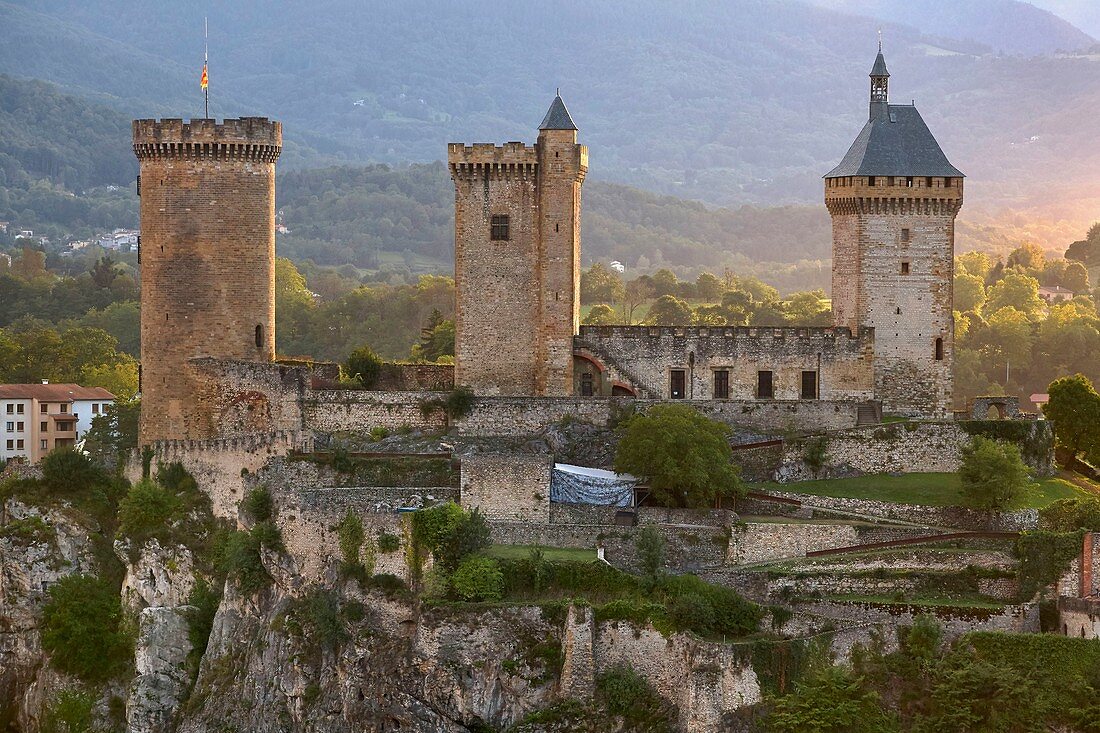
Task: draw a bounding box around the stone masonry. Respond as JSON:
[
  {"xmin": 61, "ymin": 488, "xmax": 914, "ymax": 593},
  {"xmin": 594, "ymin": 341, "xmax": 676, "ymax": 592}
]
[
  {"xmin": 133, "ymin": 117, "xmax": 281, "ymax": 444},
  {"xmin": 449, "ymin": 95, "xmax": 587, "ymax": 397}
]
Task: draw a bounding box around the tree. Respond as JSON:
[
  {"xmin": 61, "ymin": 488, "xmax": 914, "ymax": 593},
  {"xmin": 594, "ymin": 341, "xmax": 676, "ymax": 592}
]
[
  {"xmin": 1045, "ymin": 374, "xmax": 1100, "ymax": 457},
  {"xmin": 345, "ymin": 345, "xmax": 383, "ymax": 388},
  {"xmin": 958, "ymin": 436, "xmax": 1031, "ymax": 510},
  {"xmin": 582, "ymin": 303, "xmax": 617, "ymax": 326},
  {"xmin": 985, "ymin": 273, "xmax": 1043, "ymax": 319},
  {"xmin": 695, "ymin": 271, "xmax": 724, "ymax": 301},
  {"xmin": 954, "ymin": 273, "xmax": 986, "ymax": 313},
  {"xmin": 765, "ymin": 667, "xmax": 897, "ymax": 733},
  {"xmin": 411, "ymin": 309, "xmax": 455, "ymax": 362},
  {"xmin": 614, "ymin": 404, "xmax": 743, "ymax": 508},
  {"xmin": 785, "ymin": 290, "xmax": 832, "ymax": 326},
  {"xmin": 580, "ymin": 263, "xmax": 625, "ymax": 305},
  {"xmin": 1065, "ymin": 223, "xmax": 1100, "ymax": 267},
  {"xmin": 957, "ymin": 251, "xmax": 994, "ymax": 279},
  {"xmin": 646, "ymin": 295, "xmax": 692, "ymax": 325},
  {"xmin": 89, "ymin": 256, "xmax": 119, "ymax": 289},
  {"xmin": 1062, "ymin": 261, "xmax": 1091, "ymax": 294},
  {"xmin": 41, "ymin": 574, "xmax": 132, "ymax": 684},
  {"xmin": 1006, "ymin": 242, "xmax": 1045, "ymax": 272},
  {"xmin": 651, "ymin": 268, "xmax": 679, "ymax": 297},
  {"xmin": 623, "ymin": 279, "xmax": 654, "ymax": 324},
  {"xmin": 635, "ymin": 525, "xmax": 666, "ymax": 586}
]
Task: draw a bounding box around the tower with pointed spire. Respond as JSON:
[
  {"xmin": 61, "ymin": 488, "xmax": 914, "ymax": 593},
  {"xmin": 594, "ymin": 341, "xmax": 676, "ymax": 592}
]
[
  {"xmin": 825, "ymin": 48, "xmax": 964, "ymax": 417},
  {"xmin": 448, "ymin": 93, "xmax": 587, "ymax": 395}
]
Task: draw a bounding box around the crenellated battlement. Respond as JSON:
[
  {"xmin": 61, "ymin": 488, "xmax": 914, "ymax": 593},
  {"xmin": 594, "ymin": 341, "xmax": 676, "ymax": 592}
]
[
  {"xmin": 132, "ymin": 117, "xmax": 282, "ymax": 162},
  {"xmin": 824, "ymin": 176, "xmax": 963, "ymax": 216},
  {"xmin": 578, "ymin": 324, "xmax": 874, "ymax": 344},
  {"xmin": 146, "ymin": 429, "xmax": 312, "ymax": 457},
  {"xmin": 447, "ymin": 142, "xmax": 539, "ymax": 179}
]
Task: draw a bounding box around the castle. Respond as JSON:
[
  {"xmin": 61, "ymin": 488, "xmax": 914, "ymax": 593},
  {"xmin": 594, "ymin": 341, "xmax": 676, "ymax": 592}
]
[{"xmin": 132, "ymin": 48, "xmax": 963, "ymax": 448}]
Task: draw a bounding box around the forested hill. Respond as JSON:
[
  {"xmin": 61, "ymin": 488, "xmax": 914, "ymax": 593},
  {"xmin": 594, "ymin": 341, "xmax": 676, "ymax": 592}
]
[{"xmin": 1, "ymin": 0, "xmax": 1100, "ymax": 248}]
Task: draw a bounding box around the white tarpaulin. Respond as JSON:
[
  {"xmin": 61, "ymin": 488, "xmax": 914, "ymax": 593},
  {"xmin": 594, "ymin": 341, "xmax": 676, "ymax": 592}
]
[{"xmin": 550, "ymin": 463, "xmax": 638, "ymax": 507}]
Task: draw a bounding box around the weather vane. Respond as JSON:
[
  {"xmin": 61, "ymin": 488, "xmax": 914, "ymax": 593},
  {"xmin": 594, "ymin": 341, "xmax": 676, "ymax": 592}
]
[{"xmin": 878, "ymin": 28, "xmax": 883, "ymax": 51}]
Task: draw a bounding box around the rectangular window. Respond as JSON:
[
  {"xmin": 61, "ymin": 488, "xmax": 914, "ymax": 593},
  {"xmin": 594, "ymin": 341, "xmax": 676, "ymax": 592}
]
[
  {"xmin": 15, "ymin": 439, "xmax": 23, "ymax": 450},
  {"xmin": 92, "ymin": 403, "xmax": 99, "ymax": 414},
  {"xmin": 580, "ymin": 372, "xmax": 594, "ymax": 397},
  {"xmin": 4, "ymin": 440, "xmax": 11, "ymax": 450},
  {"xmin": 906, "ymin": 176, "xmax": 914, "ymax": 187},
  {"xmin": 670, "ymin": 369, "xmax": 686, "ymax": 399},
  {"xmin": 40, "ymin": 404, "xmax": 48, "ymax": 414},
  {"xmin": 4, "ymin": 422, "xmax": 11, "ymax": 432},
  {"xmin": 16, "ymin": 422, "xmax": 22, "ymax": 432},
  {"xmin": 868, "ymin": 176, "xmax": 876, "ymax": 186},
  {"xmin": 925, "ymin": 177, "xmax": 933, "ymax": 188},
  {"xmin": 490, "ymin": 214, "xmax": 510, "ymax": 241},
  {"xmin": 901, "ymin": 228, "xmax": 910, "ymax": 243},
  {"xmin": 757, "ymin": 370, "xmax": 774, "ymax": 399},
  {"xmin": 801, "ymin": 371, "xmax": 818, "ymax": 400},
  {"xmin": 713, "ymin": 370, "xmax": 729, "ymax": 399},
  {"xmin": 16, "ymin": 404, "xmax": 23, "ymax": 414},
  {"xmin": 945, "ymin": 178, "xmax": 953, "ymax": 188},
  {"xmin": 4, "ymin": 405, "xmax": 11, "ymax": 414},
  {"xmin": 39, "ymin": 440, "xmax": 46, "ymax": 450},
  {"xmin": 901, "ymin": 261, "xmax": 910, "ymax": 275},
  {"xmin": 41, "ymin": 422, "xmax": 48, "ymax": 433},
  {"xmin": 60, "ymin": 404, "xmax": 67, "ymax": 414}
]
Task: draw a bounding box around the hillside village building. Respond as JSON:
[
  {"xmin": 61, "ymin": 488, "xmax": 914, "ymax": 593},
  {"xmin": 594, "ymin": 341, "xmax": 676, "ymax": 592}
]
[
  {"xmin": 450, "ymin": 49, "xmax": 963, "ymax": 418},
  {"xmin": 0, "ymin": 383, "xmax": 115, "ymax": 464}
]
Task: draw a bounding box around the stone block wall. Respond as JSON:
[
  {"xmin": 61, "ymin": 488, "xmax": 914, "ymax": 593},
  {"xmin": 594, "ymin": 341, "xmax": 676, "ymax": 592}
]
[
  {"xmin": 576, "ymin": 325, "xmax": 874, "ymax": 402},
  {"xmin": 302, "ymin": 390, "xmax": 448, "ymax": 433},
  {"xmin": 1059, "ymin": 597, "xmax": 1100, "ymax": 639},
  {"xmin": 461, "ymin": 454, "xmax": 552, "ymax": 523},
  {"xmin": 375, "ymin": 363, "xmax": 455, "ymax": 391}
]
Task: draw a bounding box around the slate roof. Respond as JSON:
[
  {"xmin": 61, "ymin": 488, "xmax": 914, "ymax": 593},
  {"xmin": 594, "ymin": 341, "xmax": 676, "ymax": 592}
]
[
  {"xmin": 539, "ymin": 94, "xmax": 577, "ymax": 131},
  {"xmin": 870, "ymin": 51, "xmax": 890, "ymax": 77},
  {"xmin": 825, "ymin": 104, "xmax": 964, "ymax": 178}
]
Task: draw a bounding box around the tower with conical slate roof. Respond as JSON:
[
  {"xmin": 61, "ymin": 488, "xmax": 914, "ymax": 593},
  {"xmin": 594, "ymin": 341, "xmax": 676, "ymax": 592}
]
[
  {"xmin": 449, "ymin": 94, "xmax": 587, "ymax": 396},
  {"xmin": 825, "ymin": 48, "xmax": 964, "ymax": 418}
]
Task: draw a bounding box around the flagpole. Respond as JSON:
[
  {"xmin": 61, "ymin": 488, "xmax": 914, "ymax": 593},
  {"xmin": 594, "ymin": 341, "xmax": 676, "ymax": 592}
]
[{"xmin": 204, "ymin": 17, "xmax": 209, "ymax": 118}]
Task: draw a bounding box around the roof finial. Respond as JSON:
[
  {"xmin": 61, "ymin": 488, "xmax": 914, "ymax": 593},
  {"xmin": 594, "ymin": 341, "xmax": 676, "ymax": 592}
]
[
  {"xmin": 878, "ymin": 27, "xmax": 882, "ymax": 52},
  {"xmin": 556, "ymin": 86, "xmax": 561, "ymax": 97}
]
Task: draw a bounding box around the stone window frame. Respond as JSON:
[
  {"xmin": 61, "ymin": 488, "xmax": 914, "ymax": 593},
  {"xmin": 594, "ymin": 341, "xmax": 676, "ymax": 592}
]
[
  {"xmin": 713, "ymin": 369, "xmax": 730, "ymax": 399},
  {"xmin": 489, "ymin": 214, "xmax": 511, "ymax": 241},
  {"xmin": 935, "ymin": 337, "xmax": 944, "ymax": 361}
]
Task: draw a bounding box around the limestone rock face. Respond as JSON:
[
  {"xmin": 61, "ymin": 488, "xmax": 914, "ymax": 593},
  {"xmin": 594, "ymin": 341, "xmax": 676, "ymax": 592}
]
[
  {"xmin": 119, "ymin": 538, "xmax": 196, "ymax": 609},
  {"xmin": 0, "ymin": 499, "xmax": 98, "ymax": 728},
  {"xmin": 127, "ymin": 606, "xmax": 194, "ymax": 733}
]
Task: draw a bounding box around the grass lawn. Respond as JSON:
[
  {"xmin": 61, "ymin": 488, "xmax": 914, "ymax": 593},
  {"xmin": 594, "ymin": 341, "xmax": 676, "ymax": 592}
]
[
  {"xmin": 750, "ymin": 472, "xmax": 1091, "ymax": 510},
  {"xmin": 484, "ymin": 544, "xmax": 597, "ymax": 562}
]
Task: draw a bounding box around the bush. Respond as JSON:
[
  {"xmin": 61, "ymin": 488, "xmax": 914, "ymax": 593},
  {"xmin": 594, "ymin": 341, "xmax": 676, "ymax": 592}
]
[
  {"xmin": 346, "ymin": 345, "xmax": 383, "ymax": 388},
  {"xmin": 336, "ymin": 511, "xmax": 374, "ymax": 579},
  {"xmin": 40, "ymin": 448, "xmax": 107, "ymax": 493},
  {"xmin": 444, "ymin": 386, "xmax": 475, "ymax": 420},
  {"xmin": 287, "ymin": 589, "xmax": 349, "ymax": 649},
  {"xmin": 409, "ymin": 502, "xmax": 491, "ymax": 574},
  {"xmin": 595, "ymin": 665, "xmax": 676, "ymax": 731},
  {"xmin": 635, "ymin": 525, "xmax": 666, "ymax": 585},
  {"xmin": 959, "ymin": 436, "xmax": 1031, "ymax": 510},
  {"xmin": 41, "ymin": 689, "xmax": 98, "ymax": 733},
  {"xmin": 668, "ymin": 592, "xmax": 716, "ymax": 632},
  {"xmin": 368, "ymin": 573, "xmax": 408, "ymax": 596},
  {"xmin": 764, "ymin": 667, "xmax": 897, "ymax": 733},
  {"xmin": 437, "ymin": 507, "xmax": 491, "ymax": 572},
  {"xmin": 185, "ymin": 579, "xmax": 221, "ymax": 672},
  {"xmin": 659, "ymin": 574, "xmax": 763, "ymax": 637},
  {"xmin": 41, "ymin": 575, "xmax": 132, "ymax": 684},
  {"xmin": 1041, "ymin": 497, "xmax": 1100, "ymax": 532},
  {"xmin": 241, "ymin": 486, "xmax": 275, "ymax": 523},
  {"xmin": 377, "ymin": 532, "xmax": 401, "ymax": 553},
  {"xmin": 116, "ymin": 479, "xmax": 183, "ymax": 546},
  {"xmin": 451, "ymin": 556, "xmax": 504, "ymax": 601},
  {"xmin": 215, "ymin": 530, "xmax": 270, "ymax": 594}
]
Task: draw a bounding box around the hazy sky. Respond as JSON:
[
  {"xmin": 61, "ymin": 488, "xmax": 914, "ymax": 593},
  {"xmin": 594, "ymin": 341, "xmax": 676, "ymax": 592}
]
[{"xmin": 1026, "ymin": 0, "xmax": 1100, "ymax": 37}]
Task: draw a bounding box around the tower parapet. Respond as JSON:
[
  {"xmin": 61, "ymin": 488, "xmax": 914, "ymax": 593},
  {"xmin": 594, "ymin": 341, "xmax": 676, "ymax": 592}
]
[{"xmin": 134, "ymin": 117, "xmax": 282, "ymax": 444}]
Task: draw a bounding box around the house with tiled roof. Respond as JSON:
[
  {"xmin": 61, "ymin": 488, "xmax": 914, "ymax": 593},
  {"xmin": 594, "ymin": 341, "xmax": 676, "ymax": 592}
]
[{"xmin": 0, "ymin": 383, "xmax": 115, "ymax": 464}]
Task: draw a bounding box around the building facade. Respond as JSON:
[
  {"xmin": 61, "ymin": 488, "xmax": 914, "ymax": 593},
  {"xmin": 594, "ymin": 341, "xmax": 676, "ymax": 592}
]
[
  {"xmin": 449, "ymin": 95, "xmax": 587, "ymax": 396},
  {"xmin": 0, "ymin": 383, "xmax": 115, "ymax": 464},
  {"xmin": 133, "ymin": 117, "xmax": 282, "ymax": 444}
]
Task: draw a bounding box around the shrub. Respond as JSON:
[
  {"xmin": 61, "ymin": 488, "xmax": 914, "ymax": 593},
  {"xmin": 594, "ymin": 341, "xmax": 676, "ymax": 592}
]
[
  {"xmin": 368, "ymin": 426, "xmax": 389, "ymax": 442},
  {"xmin": 40, "ymin": 448, "xmax": 107, "ymax": 494},
  {"xmin": 368, "ymin": 573, "xmax": 408, "ymax": 596},
  {"xmin": 116, "ymin": 479, "xmax": 183, "ymax": 546},
  {"xmin": 287, "ymin": 589, "xmax": 349, "ymax": 649},
  {"xmin": 659, "ymin": 574, "xmax": 763, "ymax": 637},
  {"xmin": 764, "ymin": 667, "xmax": 896, "ymax": 733},
  {"xmin": 444, "ymin": 386, "xmax": 475, "ymax": 420},
  {"xmin": 1041, "ymin": 497, "xmax": 1100, "ymax": 532},
  {"xmin": 959, "ymin": 436, "xmax": 1031, "ymax": 510},
  {"xmin": 346, "ymin": 345, "xmax": 383, "ymax": 389},
  {"xmin": 184, "ymin": 579, "xmax": 221, "ymax": 672},
  {"xmin": 451, "ymin": 556, "xmax": 504, "ymax": 601},
  {"xmin": 635, "ymin": 525, "xmax": 666, "ymax": 586},
  {"xmin": 668, "ymin": 592, "xmax": 716, "ymax": 633},
  {"xmin": 0, "ymin": 515, "xmax": 55, "ymax": 545},
  {"xmin": 41, "ymin": 575, "xmax": 132, "ymax": 684},
  {"xmin": 377, "ymin": 532, "xmax": 401, "ymax": 553},
  {"xmin": 437, "ymin": 506, "xmax": 491, "ymax": 572},
  {"xmin": 241, "ymin": 486, "xmax": 275, "ymax": 523},
  {"xmin": 41, "ymin": 689, "xmax": 98, "ymax": 733},
  {"xmin": 408, "ymin": 501, "xmax": 490, "ymax": 573},
  {"xmin": 596, "ymin": 665, "xmax": 676, "ymax": 731},
  {"xmin": 215, "ymin": 530, "xmax": 270, "ymax": 594},
  {"xmin": 803, "ymin": 436, "xmax": 828, "ymax": 476},
  {"xmin": 336, "ymin": 511, "xmax": 375, "ymax": 579}
]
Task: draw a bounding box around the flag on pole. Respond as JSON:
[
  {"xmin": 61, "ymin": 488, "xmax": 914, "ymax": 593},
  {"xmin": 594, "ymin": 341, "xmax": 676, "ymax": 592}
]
[{"xmin": 200, "ymin": 64, "xmax": 209, "ymax": 90}]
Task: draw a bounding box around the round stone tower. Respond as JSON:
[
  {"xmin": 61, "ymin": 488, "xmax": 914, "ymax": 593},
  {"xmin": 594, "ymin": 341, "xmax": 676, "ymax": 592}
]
[{"xmin": 133, "ymin": 117, "xmax": 282, "ymax": 444}]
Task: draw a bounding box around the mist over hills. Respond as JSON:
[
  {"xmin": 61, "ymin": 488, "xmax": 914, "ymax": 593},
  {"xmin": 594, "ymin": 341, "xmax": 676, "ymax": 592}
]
[{"xmin": 0, "ymin": 0, "xmax": 1098, "ymax": 259}]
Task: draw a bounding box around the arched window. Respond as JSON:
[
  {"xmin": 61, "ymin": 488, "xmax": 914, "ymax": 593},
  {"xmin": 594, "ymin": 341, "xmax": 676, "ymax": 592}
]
[
  {"xmin": 255, "ymin": 324, "xmax": 264, "ymax": 348},
  {"xmin": 935, "ymin": 337, "xmax": 944, "ymax": 361}
]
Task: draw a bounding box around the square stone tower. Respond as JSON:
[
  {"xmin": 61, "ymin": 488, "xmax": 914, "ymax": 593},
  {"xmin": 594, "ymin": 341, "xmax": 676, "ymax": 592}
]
[
  {"xmin": 449, "ymin": 94, "xmax": 588, "ymax": 395},
  {"xmin": 825, "ymin": 49, "xmax": 963, "ymax": 418}
]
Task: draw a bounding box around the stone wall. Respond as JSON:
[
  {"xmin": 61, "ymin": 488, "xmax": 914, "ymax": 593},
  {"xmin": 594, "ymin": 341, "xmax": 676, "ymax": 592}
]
[
  {"xmin": 302, "ymin": 390, "xmax": 448, "ymax": 433},
  {"xmin": 576, "ymin": 325, "xmax": 875, "ymax": 402},
  {"xmin": 748, "ymin": 491, "xmax": 1038, "ymax": 532},
  {"xmin": 374, "ymin": 363, "xmax": 455, "ymax": 391},
  {"xmin": 1059, "ymin": 597, "xmax": 1100, "ymax": 639},
  {"xmin": 800, "ymin": 599, "xmax": 1038, "ymax": 638},
  {"xmin": 775, "ymin": 420, "xmax": 1054, "ymax": 481},
  {"xmin": 461, "ymin": 454, "xmax": 552, "ymax": 523}
]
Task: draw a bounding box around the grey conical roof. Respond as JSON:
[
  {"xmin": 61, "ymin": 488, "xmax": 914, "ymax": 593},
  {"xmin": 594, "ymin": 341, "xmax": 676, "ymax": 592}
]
[
  {"xmin": 870, "ymin": 51, "xmax": 890, "ymax": 77},
  {"xmin": 539, "ymin": 94, "xmax": 578, "ymax": 131}
]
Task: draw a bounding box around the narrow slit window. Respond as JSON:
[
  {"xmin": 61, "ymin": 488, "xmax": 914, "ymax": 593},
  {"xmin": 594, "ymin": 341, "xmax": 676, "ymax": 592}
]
[
  {"xmin": 900, "ymin": 261, "xmax": 910, "ymax": 275},
  {"xmin": 255, "ymin": 324, "xmax": 264, "ymax": 348},
  {"xmin": 490, "ymin": 214, "xmax": 510, "ymax": 241},
  {"xmin": 935, "ymin": 337, "xmax": 944, "ymax": 361},
  {"xmin": 901, "ymin": 228, "xmax": 910, "ymax": 243},
  {"xmin": 906, "ymin": 176, "xmax": 914, "ymax": 187},
  {"xmin": 868, "ymin": 176, "xmax": 875, "ymax": 186}
]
